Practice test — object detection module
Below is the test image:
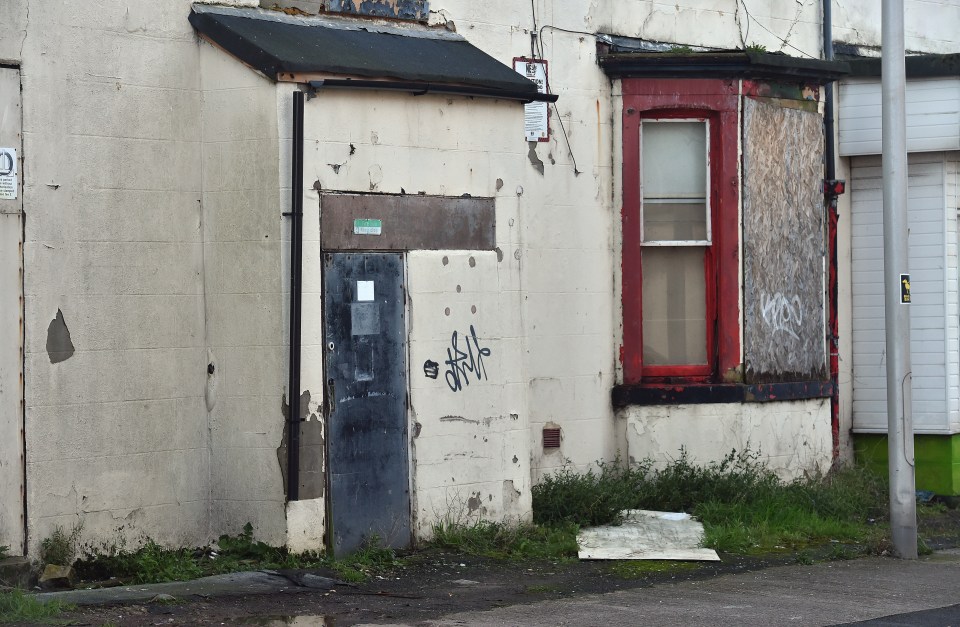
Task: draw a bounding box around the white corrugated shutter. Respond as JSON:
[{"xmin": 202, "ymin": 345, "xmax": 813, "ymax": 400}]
[
  {"xmin": 851, "ymin": 152, "xmax": 957, "ymax": 434},
  {"xmin": 839, "ymin": 78, "xmax": 960, "ymax": 157}
]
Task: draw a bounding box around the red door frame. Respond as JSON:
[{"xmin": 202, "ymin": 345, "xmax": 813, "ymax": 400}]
[{"xmin": 621, "ymin": 79, "xmax": 741, "ymax": 385}]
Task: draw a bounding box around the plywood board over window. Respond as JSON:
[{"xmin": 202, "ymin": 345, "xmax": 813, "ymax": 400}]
[{"xmin": 742, "ymin": 98, "xmax": 827, "ymax": 382}]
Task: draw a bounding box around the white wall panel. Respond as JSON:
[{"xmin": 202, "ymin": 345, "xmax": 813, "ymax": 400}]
[
  {"xmin": 839, "ymin": 78, "xmax": 960, "ymax": 156},
  {"xmin": 850, "ymin": 153, "xmax": 954, "ymax": 433}
]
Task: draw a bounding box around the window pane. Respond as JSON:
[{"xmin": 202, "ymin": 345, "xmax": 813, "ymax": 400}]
[
  {"xmin": 643, "ymin": 201, "xmax": 708, "ymax": 241},
  {"xmin": 641, "ymin": 247, "xmax": 707, "ymax": 365},
  {"xmin": 642, "ymin": 121, "xmax": 708, "ymax": 243}
]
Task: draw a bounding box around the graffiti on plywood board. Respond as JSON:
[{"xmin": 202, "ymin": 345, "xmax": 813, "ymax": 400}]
[
  {"xmin": 760, "ymin": 292, "xmax": 803, "ymax": 341},
  {"xmin": 741, "ymin": 97, "xmax": 826, "ymax": 381}
]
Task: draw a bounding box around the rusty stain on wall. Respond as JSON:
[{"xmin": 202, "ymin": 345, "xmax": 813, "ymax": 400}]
[
  {"xmin": 742, "ymin": 97, "xmax": 826, "ymax": 382},
  {"xmin": 45, "ymin": 309, "xmax": 75, "ymax": 364}
]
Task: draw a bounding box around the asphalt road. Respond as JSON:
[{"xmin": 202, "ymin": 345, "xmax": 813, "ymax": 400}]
[{"xmin": 394, "ymin": 550, "xmax": 960, "ymax": 627}]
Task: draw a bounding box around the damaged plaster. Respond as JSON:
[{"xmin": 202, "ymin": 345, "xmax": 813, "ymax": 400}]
[
  {"xmin": 46, "ymin": 309, "xmax": 75, "ymax": 364},
  {"xmin": 527, "ymin": 142, "xmax": 545, "ymax": 175}
]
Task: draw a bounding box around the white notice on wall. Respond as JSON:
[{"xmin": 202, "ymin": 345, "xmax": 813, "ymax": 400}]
[
  {"xmin": 0, "ymin": 148, "xmax": 17, "ymax": 200},
  {"xmin": 513, "ymin": 59, "xmax": 549, "ymax": 142},
  {"xmin": 357, "ymin": 280, "xmax": 375, "ymax": 302}
]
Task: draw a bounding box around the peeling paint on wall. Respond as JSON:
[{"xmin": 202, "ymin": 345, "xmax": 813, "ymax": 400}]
[
  {"xmin": 327, "ymin": 0, "xmax": 429, "ymax": 21},
  {"xmin": 45, "ymin": 309, "xmax": 75, "ymax": 364},
  {"xmin": 527, "ymin": 142, "xmax": 545, "ymax": 175},
  {"xmin": 742, "ymin": 97, "xmax": 826, "ymax": 382}
]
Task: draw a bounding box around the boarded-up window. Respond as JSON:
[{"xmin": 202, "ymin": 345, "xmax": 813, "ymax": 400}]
[
  {"xmin": 326, "ymin": 0, "xmax": 429, "ymax": 21},
  {"xmin": 742, "ymin": 97, "xmax": 826, "ymax": 382}
]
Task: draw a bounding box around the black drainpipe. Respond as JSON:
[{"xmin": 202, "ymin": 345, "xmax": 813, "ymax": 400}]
[
  {"xmin": 285, "ymin": 90, "xmax": 305, "ymax": 501},
  {"xmin": 823, "ymin": 0, "xmax": 843, "ymax": 459},
  {"xmin": 824, "ymin": 0, "xmax": 836, "ymax": 182}
]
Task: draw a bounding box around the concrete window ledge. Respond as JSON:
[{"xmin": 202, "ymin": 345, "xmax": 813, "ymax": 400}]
[{"xmin": 612, "ymin": 381, "xmax": 834, "ymax": 407}]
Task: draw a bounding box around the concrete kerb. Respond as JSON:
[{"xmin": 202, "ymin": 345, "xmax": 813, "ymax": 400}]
[{"xmin": 33, "ymin": 570, "xmax": 339, "ymax": 606}]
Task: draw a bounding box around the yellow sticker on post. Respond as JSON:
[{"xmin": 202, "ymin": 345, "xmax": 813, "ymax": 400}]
[{"xmin": 900, "ymin": 274, "xmax": 911, "ymax": 304}]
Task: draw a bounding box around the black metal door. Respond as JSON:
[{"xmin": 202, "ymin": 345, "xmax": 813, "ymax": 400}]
[{"xmin": 324, "ymin": 253, "xmax": 410, "ymax": 555}]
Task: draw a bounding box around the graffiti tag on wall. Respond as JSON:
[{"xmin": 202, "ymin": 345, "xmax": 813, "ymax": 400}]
[
  {"xmin": 760, "ymin": 292, "xmax": 803, "ymax": 341},
  {"xmin": 423, "ymin": 325, "xmax": 492, "ymax": 392}
]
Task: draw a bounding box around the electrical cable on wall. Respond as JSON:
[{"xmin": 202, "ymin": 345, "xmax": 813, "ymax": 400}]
[
  {"xmin": 529, "ymin": 3, "xmax": 582, "ymax": 176},
  {"xmin": 737, "ymin": 0, "xmax": 817, "ymax": 59}
]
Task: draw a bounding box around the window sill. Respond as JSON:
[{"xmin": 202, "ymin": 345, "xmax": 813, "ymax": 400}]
[{"xmin": 612, "ymin": 381, "xmax": 834, "ymax": 408}]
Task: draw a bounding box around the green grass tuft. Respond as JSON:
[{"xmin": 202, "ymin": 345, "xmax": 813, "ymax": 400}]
[
  {"xmin": 0, "ymin": 589, "xmax": 73, "ymax": 624},
  {"xmin": 606, "ymin": 560, "xmax": 700, "ymax": 579},
  {"xmin": 428, "ymin": 520, "xmax": 580, "ymax": 561},
  {"xmin": 329, "ymin": 536, "xmax": 403, "ymax": 582},
  {"xmin": 40, "ymin": 523, "xmax": 83, "ymax": 567},
  {"xmin": 75, "ymin": 524, "xmax": 399, "ymax": 585},
  {"xmin": 532, "ymin": 449, "xmax": 890, "ymax": 555},
  {"xmin": 76, "ymin": 540, "xmax": 203, "ymax": 584}
]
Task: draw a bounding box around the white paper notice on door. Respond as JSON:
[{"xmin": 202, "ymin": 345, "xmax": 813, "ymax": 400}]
[
  {"xmin": 0, "ymin": 148, "xmax": 17, "ymax": 200},
  {"xmin": 357, "ymin": 280, "xmax": 375, "ymax": 302},
  {"xmin": 513, "ymin": 59, "xmax": 549, "ymax": 142}
]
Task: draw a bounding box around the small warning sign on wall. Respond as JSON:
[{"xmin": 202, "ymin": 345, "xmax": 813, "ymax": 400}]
[
  {"xmin": 513, "ymin": 58, "xmax": 549, "ymax": 142},
  {"xmin": 0, "ymin": 148, "xmax": 17, "ymax": 200}
]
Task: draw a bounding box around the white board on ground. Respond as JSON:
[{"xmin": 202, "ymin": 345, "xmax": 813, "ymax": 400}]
[{"xmin": 577, "ymin": 510, "xmax": 721, "ymax": 561}]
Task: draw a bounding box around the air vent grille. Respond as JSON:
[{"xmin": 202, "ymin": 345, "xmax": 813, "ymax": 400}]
[{"xmin": 543, "ymin": 427, "xmax": 561, "ymax": 449}]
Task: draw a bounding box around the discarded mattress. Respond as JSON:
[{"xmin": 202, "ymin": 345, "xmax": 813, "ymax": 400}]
[{"xmin": 577, "ymin": 509, "xmax": 721, "ymax": 561}]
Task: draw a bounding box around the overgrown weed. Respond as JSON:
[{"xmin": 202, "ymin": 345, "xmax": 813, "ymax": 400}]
[
  {"xmin": 75, "ymin": 523, "xmax": 400, "ymax": 585},
  {"xmin": 75, "ymin": 540, "xmax": 203, "ymax": 584},
  {"xmin": 40, "ymin": 522, "xmax": 83, "ymax": 567},
  {"xmin": 330, "ymin": 535, "xmax": 403, "ymax": 582},
  {"xmin": 0, "ymin": 589, "xmax": 73, "ymax": 624},
  {"xmin": 532, "ymin": 449, "xmax": 891, "ymax": 554},
  {"xmin": 429, "ymin": 519, "xmax": 579, "ymax": 560}
]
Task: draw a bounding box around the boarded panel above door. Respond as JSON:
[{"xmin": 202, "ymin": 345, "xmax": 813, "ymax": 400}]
[{"xmin": 321, "ymin": 193, "xmax": 495, "ymax": 251}]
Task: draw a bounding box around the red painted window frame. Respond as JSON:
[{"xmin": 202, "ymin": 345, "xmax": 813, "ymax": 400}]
[{"xmin": 621, "ymin": 79, "xmax": 741, "ymax": 385}]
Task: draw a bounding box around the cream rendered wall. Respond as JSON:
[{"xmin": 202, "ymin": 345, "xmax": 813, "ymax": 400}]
[
  {"xmin": 0, "ymin": 0, "xmax": 27, "ymax": 64},
  {"xmin": 407, "ymin": 250, "xmax": 531, "ymax": 536},
  {"xmin": 605, "ymin": 0, "xmax": 823, "ymax": 57},
  {"xmin": 449, "ymin": 0, "xmax": 620, "ymax": 478},
  {"xmin": 833, "ymin": 0, "xmax": 960, "ymax": 54},
  {"xmin": 199, "ymin": 42, "xmax": 287, "ymax": 545},
  {"xmin": 21, "ymin": 1, "xmax": 210, "ymax": 553},
  {"xmin": 623, "ymin": 399, "xmax": 833, "ymax": 479}
]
